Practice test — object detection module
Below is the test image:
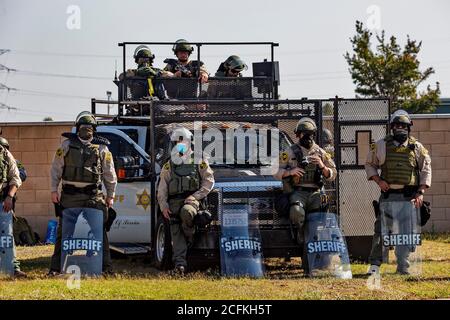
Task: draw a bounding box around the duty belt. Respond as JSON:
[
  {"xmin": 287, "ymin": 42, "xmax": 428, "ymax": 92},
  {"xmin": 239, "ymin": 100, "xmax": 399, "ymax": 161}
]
[
  {"xmin": 382, "ymin": 186, "xmax": 418, "ymax": 198},
  {"xmin": 168, "ymin": 192, "xmax": 194, "ymax": 200},
  {"xmin": 294, "ymin": 186, "xmax": 320, "ymax": 192},
  {"xmin": 62, "ymin": 184, "xmax": 101, "ymax": 195}
]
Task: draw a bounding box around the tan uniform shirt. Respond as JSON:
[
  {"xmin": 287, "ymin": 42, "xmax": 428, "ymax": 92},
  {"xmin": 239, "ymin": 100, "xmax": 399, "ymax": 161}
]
[
  {"xmin": 274, "ymin": 142, "xmax": 337, "ymax": 188},
  {"xmin": 365, "ymin": 137, "xmax": 432, "ymax": 188},
  {"xmin": 157, "ymin": 158, "xmax": 215, "ymax": 211},
  {"xmin": 0, "ymin": 149, "xmax": 22, "ymax": 193},
  {"xmin": 50, "ymin": 138, "xmax": 118, "ymax": 198}
]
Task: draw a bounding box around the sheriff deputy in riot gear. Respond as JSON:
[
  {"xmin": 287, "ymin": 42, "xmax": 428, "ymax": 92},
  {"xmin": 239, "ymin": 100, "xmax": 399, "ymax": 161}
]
[
  {"xmin": 215, "ymin": 55, "xmax": 248, "ymax": 77},
  {"xmin": 48, "ymin": 111, "xmax": 117, "ymax": 276},
  {"xmin": 0, "ymin": 139, "xmax": 26, "ymax": 278},
  {"xmin": 120, "ymin": 45, "xmax": 169, "ymax": 103},
  {"xmin": 365, "ymin": 110, "xmax": 431, "ymax": 275},
  {"xmin": 274, "ymin": 117, "xmax": 337, "ymax": 271},
  {"xmin": 321, "ymin": 129, "xmax": 334, "ymax": 159},
  {"xmin": 0, "ymin": 137, "xmax": 27, "ymax": 185},
  {"xmin": 157, "ymin": 127, "xmax": 214, "ymax": 275},
  {"xmin": 164, "ymin": 39, "xmax": 209, "ymax": 83}
]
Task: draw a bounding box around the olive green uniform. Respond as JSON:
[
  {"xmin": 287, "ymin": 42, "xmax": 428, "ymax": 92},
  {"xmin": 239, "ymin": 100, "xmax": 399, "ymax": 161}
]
[
  {"xmin": 365, "ymin": 135, "xmax": 432, "ymax": 269},
  {"xmin": 274, "ymin": 142, "xmax": 337, "ymax": 245},
  {"xmin": 49, "ymin": 137, "xmax": 117, "ymax": 272},
  {"xmin": 157, "ymin": 157, "xmax": 214, "ymax": 268},
  {"xmin": 0, "ymin": 146, "xmax": 22, "ymax": 271},
  {"xmin": 164, "ymin": 60, "xmax": 208, "ymax": 78}
]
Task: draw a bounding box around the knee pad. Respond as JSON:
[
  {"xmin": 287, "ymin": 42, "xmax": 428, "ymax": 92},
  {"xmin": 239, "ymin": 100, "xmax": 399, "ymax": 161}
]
[
  {"xmin": 180, "ymin": 205, "xmax": 195, "ymax": 225},
  {"xmin": 289, "ymin": 203, "xmax": 305, "ymax": 226}
]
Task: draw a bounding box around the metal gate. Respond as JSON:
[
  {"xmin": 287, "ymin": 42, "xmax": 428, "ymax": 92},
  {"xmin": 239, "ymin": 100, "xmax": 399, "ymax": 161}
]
[{"xmin": 333, "ymin": 98, "xmax": 390, "ymax": 260}]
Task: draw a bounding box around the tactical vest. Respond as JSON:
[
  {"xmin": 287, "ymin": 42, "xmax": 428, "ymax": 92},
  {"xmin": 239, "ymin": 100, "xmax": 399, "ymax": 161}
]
[
  {"xmin": 290, "ymin": 144, "xmax": 320, "ymax": 186},
  {"xmin": 168, "ymin": 161, "xmax": 200, "ymax": 197},
  {"xmin": 380, "ymin": 135, "xmax": 418, "ymax": 186},
  {"xmin": 62, "ymin": 139, "xmax": 102, "ymax": 185},
  {"xmin": 0, "ymin": 145, "xmax": 8, "ymax": 185}
]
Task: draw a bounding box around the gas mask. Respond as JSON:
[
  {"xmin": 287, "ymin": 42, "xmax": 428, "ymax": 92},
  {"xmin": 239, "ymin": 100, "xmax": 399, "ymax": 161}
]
[
  {"xmin": 393, "ymin": 128, "xmax": 408, "ymax": 144},
  {"xmin": 300, "ymin": 132, "xmax": 315, "ymax": 149},
  {"xmin": 78, "ymin": 126, "xmax": 94, "ymax": 141}
]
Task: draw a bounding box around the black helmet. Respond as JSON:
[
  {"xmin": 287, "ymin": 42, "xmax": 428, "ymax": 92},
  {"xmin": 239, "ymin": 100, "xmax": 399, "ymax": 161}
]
[
  {"xmin": 75, "ymin": 111, "xmax": 97, "ymax": 131},
  {"xmin": 223, "ymin": 55, "xmax": 247, "ymax": 72},
  {"xmin": 0, "ymin": 136, "xmax": 9, "ymax": 149},
  {"xmin": 172, "ymin": 39, "xmax": 194, "ymax": 54},
  {"xmin": 294, "ymin": 117, "xmax": 317, "ymax": 134},
  {"xmin": 133, "ymin": 45, "xmax": 155, "ymax": 63},
  {"xmin": 322, "ymin": 128, "xmax": 333, "ymax": 145}
]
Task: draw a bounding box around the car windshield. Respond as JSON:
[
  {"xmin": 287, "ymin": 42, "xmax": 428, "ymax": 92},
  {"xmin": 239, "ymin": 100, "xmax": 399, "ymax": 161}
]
[{"xmin": 200, "ymin": 128, "xmax": 290, "ymax": 167}]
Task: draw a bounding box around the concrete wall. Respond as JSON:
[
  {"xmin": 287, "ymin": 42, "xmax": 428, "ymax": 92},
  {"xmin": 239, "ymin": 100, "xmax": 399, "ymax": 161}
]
[
  {"xmin": 410, "ymin": 115, "xmax": 450, "ymax": 232},
  {"xmin": 1, "ymin": 115, "xmax": 449, "ymax": 239}
]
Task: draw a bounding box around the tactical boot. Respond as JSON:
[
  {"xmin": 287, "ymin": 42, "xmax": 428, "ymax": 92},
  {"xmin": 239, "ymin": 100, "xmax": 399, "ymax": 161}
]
[
  {"xmin": 14, "ymin": 270, "xmax": 28, "ymax": 279},
  {"xmin": 367, "ymin": 264, "xmax": 380, "ymax": 276},
  {"xmin": 173, "ymin": 265, "xmax": 186, "ymax": 276}
]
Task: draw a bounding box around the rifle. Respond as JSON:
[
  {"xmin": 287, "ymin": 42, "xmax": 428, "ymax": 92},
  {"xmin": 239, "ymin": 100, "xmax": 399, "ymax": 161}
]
[{"xmin": 164, "ymin": 58, "xmax": 192, "ymax": 77}]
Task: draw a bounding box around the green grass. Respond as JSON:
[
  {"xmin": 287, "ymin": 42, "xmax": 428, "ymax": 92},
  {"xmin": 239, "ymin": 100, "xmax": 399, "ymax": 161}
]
[{"xmin": 0, "ymin": 236, "xmax": 449, "ymax": 300}]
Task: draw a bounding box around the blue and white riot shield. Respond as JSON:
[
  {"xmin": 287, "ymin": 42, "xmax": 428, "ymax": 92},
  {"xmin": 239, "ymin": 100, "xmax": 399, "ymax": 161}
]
[
  {"xmin": 380, "ymin": 199, "xmax": 422, "ymax": 275},
  {"xmin": 61, "ymin": 207, "xmax": 103, "ymax": 276},
  {"xmin": 305, "ymin": 212, "xmax": 352, "ymax": 279},
  {"xmin": 220, "ymin": 204, "xmax": 264, "ymax": 277},
  {"xmin": 0, "ymin": 206, "xmax": 14, "ymax": 277}
]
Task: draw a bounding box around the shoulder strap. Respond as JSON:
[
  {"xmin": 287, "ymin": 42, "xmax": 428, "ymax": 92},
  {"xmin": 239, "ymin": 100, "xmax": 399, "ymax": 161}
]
[{"xmin": 290, "ymin": 144, "xmax": 304, "ymax": 167}]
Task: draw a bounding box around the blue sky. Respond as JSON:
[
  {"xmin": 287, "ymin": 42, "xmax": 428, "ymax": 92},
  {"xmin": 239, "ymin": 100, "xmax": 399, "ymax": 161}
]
[{"xmin": 0, "ymin": 0, "xmax": 449, "ymax": 121}]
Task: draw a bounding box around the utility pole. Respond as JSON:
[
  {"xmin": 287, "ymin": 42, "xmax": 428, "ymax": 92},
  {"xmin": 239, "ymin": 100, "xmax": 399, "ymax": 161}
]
[{"xmin": 106, "ymin": 91, "xmax": 112, "ymax": 115}]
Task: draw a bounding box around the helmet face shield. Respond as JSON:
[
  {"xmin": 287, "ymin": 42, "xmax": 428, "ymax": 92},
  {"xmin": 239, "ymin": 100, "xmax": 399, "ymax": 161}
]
[
  {"xmin": 75, "ymin": 111, "xmax": 97, "ymax": 130},
  {"xmin": 172, "ymin": 39, "xmax": 194, "ymax": 54},
  {"xmin": 390, "ymin": 109, "xmax": 412, "ymax": 126},
  {"xmin": 294, "ymin": 117, "xmax": 317, "ymax": 134}
]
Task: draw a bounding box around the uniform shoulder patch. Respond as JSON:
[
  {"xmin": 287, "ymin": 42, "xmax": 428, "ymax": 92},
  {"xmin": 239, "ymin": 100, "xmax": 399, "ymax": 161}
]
[
  {"xmin": 163, "ymin": 162, "xmax": 170, "ymax": 170},
  {"xmin": 280, "ymin": 151, "xmax": 289, "ymax": 163},
  {"xmin": 55, "ymin": 147, "xmax": 64, "ymax": 158},
  {"xmin": 105, "ymin": 151, "xmax": 112, "ymax": 162},
  {"xmin": 199, "ymin": 161, "xmax": 208, "ymax": 170},
  {"xmin": 420, "ymin": 147, "xmax": 429, "ymax": 156}
]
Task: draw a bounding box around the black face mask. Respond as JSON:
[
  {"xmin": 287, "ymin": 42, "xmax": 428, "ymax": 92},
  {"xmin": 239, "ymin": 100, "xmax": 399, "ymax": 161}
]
[
  {"xmin": 393, "ymin": 128, "xmax": 408, "ymax": 144},
  {"xmin": 78, "ymin": 127, "xmax": 94, "ymax": 140},
  {"xmin": 300, "ymin": 133, "xmax": 314, "ymax": 149}
]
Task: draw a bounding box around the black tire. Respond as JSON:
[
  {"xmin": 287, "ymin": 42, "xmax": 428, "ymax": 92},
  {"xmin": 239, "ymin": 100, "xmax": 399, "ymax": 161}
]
[{"xmin": 153, "ymin": 215, "xmax": 173, "ymax": 270}]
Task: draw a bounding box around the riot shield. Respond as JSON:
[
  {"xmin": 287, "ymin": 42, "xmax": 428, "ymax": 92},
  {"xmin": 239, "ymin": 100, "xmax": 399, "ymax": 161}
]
[
  {"xmin": 0, "ymin": 206, "xmax": 14, "ymax": 277},
  {"xmin": 380, "ymin": 200, "xmax": 422, "ymax": 275},
  {"xmin": 305, "ymin": 212, "xmax": 352, "ymax": 279},
  {"xmin": 220, "ymin": 204, "xmax": 264, "ymax": 277},
  {"xmin": 61, "ymin": 208, "xmax": 103, "ymax": 276}
]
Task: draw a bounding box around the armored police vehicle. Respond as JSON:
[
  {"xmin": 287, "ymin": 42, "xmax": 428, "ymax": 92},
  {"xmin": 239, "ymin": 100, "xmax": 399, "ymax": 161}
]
[{"xmin": 88, "ymin": 42, "xmax": 391, "ymax": 270}]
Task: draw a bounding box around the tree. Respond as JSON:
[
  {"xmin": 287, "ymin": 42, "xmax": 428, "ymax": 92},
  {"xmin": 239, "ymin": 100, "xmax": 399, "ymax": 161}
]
[
  {"xmin": 345, "ymin": 21, "xmax": 440, "ymax": 113},
  {"xmin": 43, "ymin": 117, "xmax": 54, "ymax": 121}
]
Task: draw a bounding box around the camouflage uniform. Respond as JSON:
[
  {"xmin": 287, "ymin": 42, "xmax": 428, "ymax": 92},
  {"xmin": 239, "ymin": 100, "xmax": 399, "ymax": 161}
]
[
  {"xmin": 49, "ymin": 135, "xmax": 117, "ymax": 272},
  {"xmin": 157, "ymin": 155, "xmax": 214, "ymax": 269},
  {"xmin": 365, "ymin": 134, "xmax": 431, "ymax": 271},
  {"xmin": 0, "ymin": 146, "xmax": 22, "ymax": 272}
]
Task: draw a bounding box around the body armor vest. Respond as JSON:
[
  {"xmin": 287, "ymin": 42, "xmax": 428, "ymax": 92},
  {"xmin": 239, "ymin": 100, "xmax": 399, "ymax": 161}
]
[
  {"xmin": 290, "ymin": 144, "xmax": 320, "ymax": 186},
  {"xmin": 168, "ymin": 161, "xmax": 200, "ymax": 196},
  {"xmin": 62, "ymin": 138, "xmax": 102, "ymax": 185},
  {"xmin": 381, "ymin": 135, "xmax": 418, "ymax": 186},
  {"xmin": 0, "ymin": 145, "xmax": 8, "ymax": 185}
]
